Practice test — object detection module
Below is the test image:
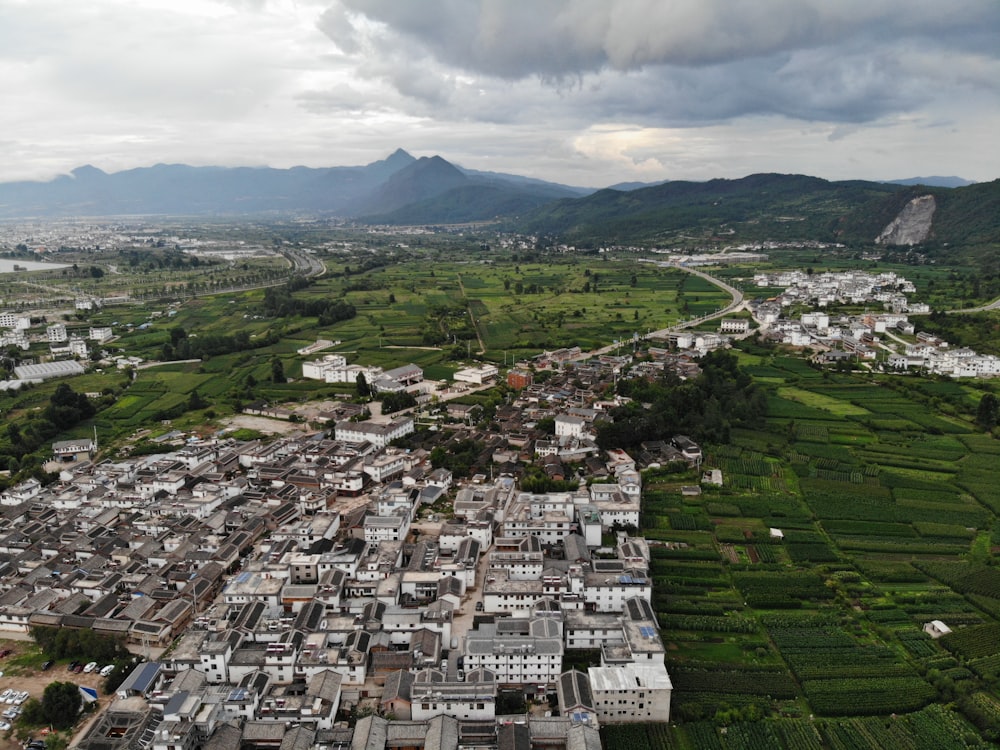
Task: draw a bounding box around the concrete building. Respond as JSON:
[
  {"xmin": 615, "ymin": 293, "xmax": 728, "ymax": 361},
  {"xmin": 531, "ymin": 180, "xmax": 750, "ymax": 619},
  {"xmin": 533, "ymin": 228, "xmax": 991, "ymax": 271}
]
[
  {"xmin": 464, "ymin": 619, "xmax": 563, "ymax": 690},
  {"xmin": 335, "ymin": 417, "xmax": 415, "ymax": 449},
  {"xmin": 588, "ymin": 662, "xmax": 672, "ymax": 723}
]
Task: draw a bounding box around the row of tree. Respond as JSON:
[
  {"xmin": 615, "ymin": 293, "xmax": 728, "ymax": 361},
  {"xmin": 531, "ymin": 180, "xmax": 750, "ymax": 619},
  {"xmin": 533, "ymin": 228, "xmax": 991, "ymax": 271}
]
[
  {"xmin": 162, "ymin": 327, "xmax": 280, "ymax": 361},
  {"xmin": 260, "ymin": 279, "xmax": 357, "ymax": 325}
]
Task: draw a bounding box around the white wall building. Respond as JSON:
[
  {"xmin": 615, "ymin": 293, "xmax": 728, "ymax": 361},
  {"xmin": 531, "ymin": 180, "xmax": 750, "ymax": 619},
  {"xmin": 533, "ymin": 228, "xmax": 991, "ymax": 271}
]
[
  {"xmin": 453, "ymin": 364, "xmax": 499, "ymax": 385},
  {"xmin": 335, "ymin": 418, "xmax": 414, "ymax": 449},
  {"xmin": 554, "ymin": 414, "xmax": 587, "ymax": 438},
  {"xmin": 464, "ymin": 619, "xmax": 563, "ymax": 688},
  {"xmin": 47, "ymin": 323, "xmax": 68, "ymax": 342},
  {"xmin": 588, "ymin": 662, "xmax": 672, "ymax": 723}
]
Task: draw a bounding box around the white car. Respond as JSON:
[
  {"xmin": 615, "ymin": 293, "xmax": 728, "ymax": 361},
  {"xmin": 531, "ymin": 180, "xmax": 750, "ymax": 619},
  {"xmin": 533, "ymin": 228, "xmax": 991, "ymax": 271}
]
[
  {"xmin": 83, "ymin": 661, "xmax": 98, "ymax": 673},
  {"xmin": 0, "ymin": 720, "xmax": 10, "ymax": 731},
  {"xmin": 0, "ymin": 691, "xmax": 10, "ymax": 704},
  {"xmin": 99, "ymin": 665, "xmax": 115, "ymax": 677}
]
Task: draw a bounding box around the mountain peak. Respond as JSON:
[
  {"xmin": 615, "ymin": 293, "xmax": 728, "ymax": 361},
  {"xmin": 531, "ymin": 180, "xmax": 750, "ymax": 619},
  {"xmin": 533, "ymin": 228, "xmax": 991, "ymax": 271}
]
[
  {"xmin": 411, "ymin": 155, "xmax": 464, "ymax": 175},
  {"xmin": 70, "ymin": 164, "xmax": 107, "ymax": 179},
  {"xmin": 382, "ymin": 148, "xmax": 416, "ymax": 168}
]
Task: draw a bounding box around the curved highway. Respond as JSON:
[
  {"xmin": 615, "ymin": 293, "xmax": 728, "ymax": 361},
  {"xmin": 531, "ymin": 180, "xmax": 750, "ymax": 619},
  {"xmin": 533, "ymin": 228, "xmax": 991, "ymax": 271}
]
[
  {"xmin": 644, "ymin": 262, "xmax": 745, "ymax": 337},
  {"xmin": 575, "ymin": 261, "xmax": 745, "ymax": 359}
]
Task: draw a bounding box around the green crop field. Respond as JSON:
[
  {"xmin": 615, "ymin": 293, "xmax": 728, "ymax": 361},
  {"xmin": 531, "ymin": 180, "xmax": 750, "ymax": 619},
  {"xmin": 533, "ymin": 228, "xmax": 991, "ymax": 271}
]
[{"xmin": 640, "ymin": 334, "xmax": 1000, "ymax": 745}]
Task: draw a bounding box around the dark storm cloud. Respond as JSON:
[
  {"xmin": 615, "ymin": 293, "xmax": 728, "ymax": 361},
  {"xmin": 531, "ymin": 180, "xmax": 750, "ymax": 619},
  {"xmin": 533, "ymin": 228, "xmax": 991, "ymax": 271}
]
[
  {"xmin": 325, "ymin": 0, "xmax": 999, "ymax": 74},
  {"xmin": 318, "ymin": 0, "xmax": 1000, "ymax": 124}
]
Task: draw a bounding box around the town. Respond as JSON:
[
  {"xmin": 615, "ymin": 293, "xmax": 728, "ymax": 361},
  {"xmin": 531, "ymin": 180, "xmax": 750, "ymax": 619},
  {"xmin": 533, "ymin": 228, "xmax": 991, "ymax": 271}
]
[{"xmin": 0, "ymin": 350, "xmax": 710, "ymax": 750}]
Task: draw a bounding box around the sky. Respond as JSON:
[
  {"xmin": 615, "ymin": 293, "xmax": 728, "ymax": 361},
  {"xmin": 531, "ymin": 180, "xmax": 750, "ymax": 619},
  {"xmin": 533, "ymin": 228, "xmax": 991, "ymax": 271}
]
[{"xmin": 2, "ymin": 0, "xmax": 999, "ymax": 188}]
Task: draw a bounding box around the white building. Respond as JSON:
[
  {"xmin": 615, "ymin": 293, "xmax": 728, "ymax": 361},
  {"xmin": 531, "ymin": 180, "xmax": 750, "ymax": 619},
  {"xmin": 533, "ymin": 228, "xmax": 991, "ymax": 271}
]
[
  {"xmin": 501, "ymin": 493, "xmax": 576, "ymax": 545},
  {"xmin": 0, "ymin": 313, "xmax": 29, "ymax": 330},
  {"xmin": 464, "ymin": 619, "xmax": 563, "ymax": 688},
  {"xmin": 573, "ymin": 570, "xmax": 651, "ymax": 613},
  {"xmin": 334, "ymin": 418, "xmax": 414, "ymax": 449},
  {"xmin": 588, "ymin": 662, "xmax": 672, "ymax": 723},
  {"xmin": 47, "ymin": 323, "xmax": 68, "ymax": 343},
  {"xmin": 554, "ymin": 414, "xmax": 587, "ymax": 438},
  {"xmin": 69, "ymin": 337, "xmax": 89, "ymax": 358},
  {"xmin": 453, "ymin": 365, "xmax": 499, "ymax": 385},
  {"xmin": 410, "ymin": 670, "xmax": 497, "ymax": 721},
  {"xmin": 719, "ymin": 318, "xmax": 750, "ymax": 334},
  {"xmin": 363, "ymin": 513, "xmax": 410, "ymax": 544}
]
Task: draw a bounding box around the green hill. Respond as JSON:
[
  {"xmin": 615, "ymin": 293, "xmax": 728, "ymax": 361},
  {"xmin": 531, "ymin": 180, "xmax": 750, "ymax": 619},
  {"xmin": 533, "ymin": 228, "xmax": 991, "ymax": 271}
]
[{"xmin": 516, "ymin": 173, "xmax": 1000, "ymax": 253}]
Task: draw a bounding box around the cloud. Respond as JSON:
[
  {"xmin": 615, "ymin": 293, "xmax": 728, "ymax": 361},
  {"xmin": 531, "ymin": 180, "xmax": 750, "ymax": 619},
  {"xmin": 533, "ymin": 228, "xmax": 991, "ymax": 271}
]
[
  {"xmin": 316, "ymin": 0, "xmax": 1000, "ymax": 127},
  {"xmin": 0, "ymin": 0, "xmax": 997, "ymax": 186},
  {"xmin": 325, "ymin": 0, "xmax": 1000, "ymax": 77}
]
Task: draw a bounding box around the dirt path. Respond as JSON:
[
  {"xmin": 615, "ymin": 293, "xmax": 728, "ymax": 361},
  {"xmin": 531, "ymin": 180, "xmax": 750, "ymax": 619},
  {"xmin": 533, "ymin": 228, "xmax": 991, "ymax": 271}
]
[{"xmin": 456, "ymin": 274, "xmax": 487, "ymax": 355}]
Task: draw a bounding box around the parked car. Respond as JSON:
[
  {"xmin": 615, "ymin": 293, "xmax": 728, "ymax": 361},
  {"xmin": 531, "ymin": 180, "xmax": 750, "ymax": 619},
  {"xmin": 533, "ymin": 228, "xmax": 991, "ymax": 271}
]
[
  {"xmin": 0, "ymin": 690, "xmax": 10, "ymax": 704},
  {"xmin": 41, "ymin": 660, "xmax": 53, "ymax": 671},
  {"xmin": 83, "ymin": 661, "xmax": 98, "ymax": 673},
  {"xmin": 73, "ymin": 664, "xmax": 84, "ymax": 673},
  {"xmin": 0, "ymin": 649, "xmax": 11, "ymax": 658},
  {"xmin": 99, "ymin": 664, "xmax": 115, "ymax": 677},
  {"xmin": 67, "ymin": 660, "xmax": 79, "ymax": 671},
  {"xmin": 0, "ymin": 720, "xmax": 10, "ymax": 731}
]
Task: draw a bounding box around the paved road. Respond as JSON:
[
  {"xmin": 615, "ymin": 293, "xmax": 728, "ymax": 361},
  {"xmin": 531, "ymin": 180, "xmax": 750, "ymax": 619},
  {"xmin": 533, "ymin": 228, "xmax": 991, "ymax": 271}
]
[
  {"xmin": 945, "ymin": 294, "xmax": 1000, "ymax": 314},
  {"xmin": 568, "ymin": 261, "xmax": 745, "ymax": 361},
  {"xmin": 645, "ymin": 262, "xmax": 746, "ymax": 337}
]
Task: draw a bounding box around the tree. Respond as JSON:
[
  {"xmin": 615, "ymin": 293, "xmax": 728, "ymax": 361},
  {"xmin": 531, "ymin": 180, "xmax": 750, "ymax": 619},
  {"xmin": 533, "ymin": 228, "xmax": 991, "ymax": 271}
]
[
  {"xmin": 270, "ymin": 357, "xmax": 286, "ymax": 384},
  {"xmin": 380, "ymin": 390, "xmax": 417, "ymax": 414},
  {"xmin": 22, "ymin": 681, "xmax": 82, "ymax": 730},
  {"xmin": 535, "ymin": 416, "xmax": 555, "ymax": 435},
  {"xmin": 977, "ymin": 393, "xmax": 999, "ymax": 430},
  {"xmin": 356, "ymin": 372, "xmax": 370, "ymax": 399},
  {"xmin": 170, "ymin": 326, "xmax": 187, "ymax": 345}
]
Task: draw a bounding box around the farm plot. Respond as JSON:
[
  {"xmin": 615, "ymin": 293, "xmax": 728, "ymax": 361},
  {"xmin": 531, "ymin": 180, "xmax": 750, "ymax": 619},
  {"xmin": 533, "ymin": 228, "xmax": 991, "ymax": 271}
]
[
  {"xmin": 765, "ymin": 617, "xmax": 934, "ymax": 716},
  {"xmin": 732, "ymin": 571, "xmax": 833, "ymax": 608},
  {"xmin": 819, "ymin": 704, "xmax": 983, "ymax": 750},
  {"xmin": 776, "ymin": 387, "xmax": 871, "ymax": 417}
]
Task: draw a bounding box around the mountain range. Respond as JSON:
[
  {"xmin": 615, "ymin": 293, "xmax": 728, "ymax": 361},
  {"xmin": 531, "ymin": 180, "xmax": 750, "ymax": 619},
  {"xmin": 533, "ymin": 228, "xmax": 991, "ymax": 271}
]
[
  {"xmin": 517, "ymin": 173, "xmax": 1000, "ymax": 251},
  {"xmin": 0, "ymin": 149, "xmax": 587, "ymax": 222},
  {"xmin": 0, "ymin": 152, "xmax": 995, "ymax": 252}
]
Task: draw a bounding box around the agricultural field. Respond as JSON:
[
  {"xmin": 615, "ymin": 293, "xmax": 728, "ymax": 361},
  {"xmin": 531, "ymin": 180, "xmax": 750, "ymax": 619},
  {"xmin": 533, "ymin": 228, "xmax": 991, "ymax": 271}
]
[
  {"xmin": 641, "ymin": 345, "xmax": 1000, "ymax": 745},
  {"xmin": 0, "ymin": 251, "xmax": 709, "ymax": 454}
]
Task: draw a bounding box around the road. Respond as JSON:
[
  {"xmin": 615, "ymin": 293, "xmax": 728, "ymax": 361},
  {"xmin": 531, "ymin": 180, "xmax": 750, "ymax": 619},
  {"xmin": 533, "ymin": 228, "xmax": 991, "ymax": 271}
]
[
  {"xmin": 945, "ymin": 294, "xmax": 1000, "ymax": 314},
  {"xmin": 646, "ymin": 262, "xmax": 746, "ymax": 337},
  {"xmin": 569, "ymin": 261, "xmax": 746, "ymax": 361}
]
